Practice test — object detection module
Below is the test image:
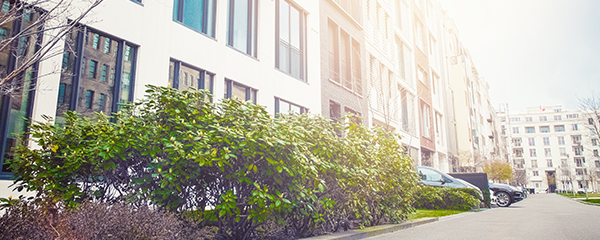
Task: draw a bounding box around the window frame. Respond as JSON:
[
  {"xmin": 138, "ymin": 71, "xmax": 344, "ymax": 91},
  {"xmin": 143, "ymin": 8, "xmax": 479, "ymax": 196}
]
[
  {"xmin": 227, "ymin": 0, "xmax": 258, "ymax": 57},
  {"xmin": 173, "ymin": 0, "xmax": 217, "ymax": 37},
  {"xmin": 224, "ymin": 79, "xmax": 257, "ymax": 104},
  {"xmin": 275, "ymin": 97, "xmax": 307, "ymax": 115},
  {"xmin": 275, "ymin": 0, "xmax": 306, "ymax": 81}
]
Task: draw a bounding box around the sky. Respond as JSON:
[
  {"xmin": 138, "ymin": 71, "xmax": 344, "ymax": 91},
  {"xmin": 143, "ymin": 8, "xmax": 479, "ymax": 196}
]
[{"xmin": 437, "ymin": 0, "xmax": 600, "ymax": 114}]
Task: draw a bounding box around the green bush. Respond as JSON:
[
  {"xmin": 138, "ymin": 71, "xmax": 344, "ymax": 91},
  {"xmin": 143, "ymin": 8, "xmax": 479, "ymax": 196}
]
[
  {"xmin": 9, "ymin": 85, "xmax": 418, "ymax": 239},
  {"xmin": 414, "ymin": 186, "xmax": 480, "ymax": 211}
]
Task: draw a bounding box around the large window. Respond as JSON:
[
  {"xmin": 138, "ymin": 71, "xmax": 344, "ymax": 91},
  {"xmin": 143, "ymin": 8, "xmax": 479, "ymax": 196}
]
[
  {"xmin": 327, "ymin": 19, "xmax": 362, "ymax": 95},
  {"xmin": 224, "ymin": 79, "xmax": 257, "ymax": 104},
  {"xmin": 276, "ymin": 0, "xmax": 305, "ymax": 80},
  {"xmin": 169, "ymin": 59, "xmax": 214, "ymax": 94},
  {"xmin": 227, "ymin": 0, "xmax": 257, "ymax": 56},
  {"xmin": 275, "ymin": 97, "xmax": 307, "ymax": 115},
  {"xmin": 0, "ymin": 7, "xmax": 42, "ymax": 178},
  {"xmin": 55, "ymin": 26, "xmax": 137, "ymax": 123},
  {"xmin": 421, "ymin": 102, "xmax": 431, "ymax": 138},
  {"xmin": 173, "ymin": 0, "xmax": 216, "ymax": 37}
]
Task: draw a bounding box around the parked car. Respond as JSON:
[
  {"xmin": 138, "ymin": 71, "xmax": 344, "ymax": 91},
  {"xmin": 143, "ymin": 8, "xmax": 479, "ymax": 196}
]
[
  {"xmin": 416, "ymin": 166, "xmax": 483, "ymax": 200},
  {"xmin": 488, "ymin": 181, "xmax": 525, "ymax": 207}
]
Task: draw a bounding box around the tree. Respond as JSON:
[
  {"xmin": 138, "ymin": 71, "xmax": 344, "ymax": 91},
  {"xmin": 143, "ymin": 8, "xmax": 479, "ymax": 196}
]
[
  {"xmin": 511, "ymin": 169, "xmax": 527, "ymax": 187},
  {"xmin": 482, "ymin": 161, "xmax": 512, "ymax": 182},
  {"xmin": 579, "ymin": 94, "xmax": 600, "ymax": 194},
  {"xmin": 455, "ymin": 151, "xmax": 483, "ymax": 173},
  {"xmin": 0, "ymin": 0, "xmax": 103, "ymax": 96}
]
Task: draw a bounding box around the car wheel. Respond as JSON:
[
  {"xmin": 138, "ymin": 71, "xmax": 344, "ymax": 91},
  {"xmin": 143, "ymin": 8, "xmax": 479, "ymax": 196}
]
[{"xmin": 496, "ymin": 191, "xmax": 512, "ymax": 207}]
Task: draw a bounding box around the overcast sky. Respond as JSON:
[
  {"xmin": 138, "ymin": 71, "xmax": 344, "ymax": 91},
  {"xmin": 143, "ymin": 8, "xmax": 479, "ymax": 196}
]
[{"xmin": 437, "ymin": 0, "xmax": 600, "ymax": 114}]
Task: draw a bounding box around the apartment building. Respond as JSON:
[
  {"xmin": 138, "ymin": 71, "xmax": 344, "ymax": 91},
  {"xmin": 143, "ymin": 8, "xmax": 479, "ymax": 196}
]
[
  {"xmin": 442, "ymin": 16, "xmax": 505, "ymax": 172},
  {"xmin": 0, "ymin": 0, "xmax": 322, "ymax": 194},
  {"xmin": 507, "ymin": 106, "xmax": 600, "ymax": 193}
]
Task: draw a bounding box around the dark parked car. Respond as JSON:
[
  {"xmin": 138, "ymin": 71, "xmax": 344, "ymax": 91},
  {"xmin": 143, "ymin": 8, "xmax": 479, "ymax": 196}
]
[
  {"xmin": 489, "ymin": 181, "xmax": 525, "ymax": 207},
  {"xmin": 417, "ymin": 166, "xmax": 483, "ymax": 200}
]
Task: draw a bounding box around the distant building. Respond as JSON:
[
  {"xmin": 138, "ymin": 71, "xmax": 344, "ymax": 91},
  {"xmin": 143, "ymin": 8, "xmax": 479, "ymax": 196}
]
[{"xmin": 505, "ymin": 106, "xmax": 600, "ymax": 193}]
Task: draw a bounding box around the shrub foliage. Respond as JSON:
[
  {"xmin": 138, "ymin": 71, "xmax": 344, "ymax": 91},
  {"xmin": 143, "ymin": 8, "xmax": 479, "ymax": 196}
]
[
  {"xmin": 8, "ymin": 85, "xmax": 418, "ymax": 239},
  {"xmin": 413, "ymin": 186, "xmax": 480, "ymax": 211}
]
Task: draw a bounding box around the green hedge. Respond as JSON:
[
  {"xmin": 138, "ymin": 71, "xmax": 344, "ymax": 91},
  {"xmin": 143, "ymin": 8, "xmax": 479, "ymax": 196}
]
[
  {"xmin": 414, "ymin": 186, "xmax": 480, "ymax": 211},
  {"xmin": 8, "ymin": 85, "xmax": 419, "ymax": 239}
]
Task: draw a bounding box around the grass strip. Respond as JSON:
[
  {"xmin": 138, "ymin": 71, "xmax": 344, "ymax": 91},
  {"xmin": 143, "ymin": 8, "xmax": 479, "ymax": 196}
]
[{"xmin": 407, "ymin": 209, "xmax": 467, "ymax": 220}]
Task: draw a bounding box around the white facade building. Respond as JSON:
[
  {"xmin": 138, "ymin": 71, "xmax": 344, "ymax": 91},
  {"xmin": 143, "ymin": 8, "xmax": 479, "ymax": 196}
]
[{"xmin": 507, "ymin": 106, "xmax": 600, "ymax": 193}]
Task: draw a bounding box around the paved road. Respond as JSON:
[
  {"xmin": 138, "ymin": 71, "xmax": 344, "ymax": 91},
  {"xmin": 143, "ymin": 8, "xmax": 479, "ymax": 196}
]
[{"xmin": 366, "ymin": 194, "xmax": 600, "ymax": 240}]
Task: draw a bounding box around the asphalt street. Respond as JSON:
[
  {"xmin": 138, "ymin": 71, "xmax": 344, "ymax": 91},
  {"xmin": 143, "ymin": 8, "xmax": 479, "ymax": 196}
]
[{"xmin": 365, "ymin": 194, "xmax": 600, "ymax": 240}]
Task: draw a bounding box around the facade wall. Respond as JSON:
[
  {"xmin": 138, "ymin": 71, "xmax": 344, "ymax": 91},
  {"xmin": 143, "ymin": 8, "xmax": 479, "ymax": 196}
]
[{"xmin": 320, "ymin": 0, "xmax": 369, "ymax": 124}]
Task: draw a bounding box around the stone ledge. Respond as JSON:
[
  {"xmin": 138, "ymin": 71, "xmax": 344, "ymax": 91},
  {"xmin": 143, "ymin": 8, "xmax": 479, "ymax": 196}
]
[{"xmin": 301, "ymin": 217, "xmax": 438, "ymax": 240}]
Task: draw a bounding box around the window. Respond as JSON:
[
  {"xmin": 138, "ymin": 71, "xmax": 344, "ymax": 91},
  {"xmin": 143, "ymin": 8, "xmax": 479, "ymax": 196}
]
[
  {"xmin": 55, "ymin": 27, "xmax": 137, "ymax": 122},
  {"xmin": 533, "ymin": 171, "xmax": 539, "ymax": 176},
  {"xmin": 576, "ymin": 169, "xmax": 584, "ymax": 176},
  {"xmin": 589, "ymin": 118, "xmax": 594, "ymax": 125},
  {"xmin": 573, "ymin": 146, "xmax": 583, "ymax": 156},
  {"xmin": 512, "ymin": 127, "xmax": 519, "ymax": 134},
  {"xmin": 544, "ymin": 148, "xmax": 551, "ymax": 157},
  {"xmin": 525, "ymin": 117, "xmax": 532, "ymax": 122},
  {"xmin": 530, "ymin": 149, "xmax": 537, "ymax": 157},
  {"xmin": 62, "ymin": 52, "xmax": 69, "ymax": 69},
  {"xmin": 514, "ymin": 149, "xmax": 523, "ymax": 157},
  {"xmin": 276, "ymin": 0, "xmax": 305, "ymax": 80},
  {"xmin": 169, "ymin": 59, "xmax": 214, "ymax": 94},
  {"xmin": 101, "ymin": 65, "xmax": 108, "ymax": 81},
  {"xmin": 558, "ymin": 136, "xmax": 565, "ymax": 145},
  {"xmin": 58, "ymin": 84, "xmax": 66, "ymax": 104},
  {"xmin": 104, "ymin": 38, "xmax": 111, "ymax": 53},
  {"xmin": 540, "ymin": 126, "xmax": 549, "ymax": 133},
  {"xmin": 531, "ymin": 160, "xmax": 538, "ymax": 168},
  {"xmin": 328, "ymin": 20, "xmax": 362, "ymax": 94},
  {"xmin": 224, "ymin": 79, "xmax": 257, "ymax": 104},
  {"xmin": 510, "ymin": 117, "xmax": 520, "ymax": 122},
  {"xmin": 596, "ymin": 160, "xmax": 600, "ymax": 168},
  {"xmin": 542, "ymin": 137, "xmax": 550, "ymax": 145},
  {"xmin": 84, "ymin": 90, "xmax": 94, "ymax": 109},
  {"xmin": 572, "ymin": 124, "xmax": 578, "ymax": 131},
  {"xmin": 513, "ymin": 138, "xmax": 522, "ymax": 147},
  {"xmin": 396, "ymin": 38, "xmax": 409, "ymax": 82},
  {"xmin": 559, "ymin": 147, "xmax": 566, "ymax": 156},
  {"xmin": 528, "ymin": 138, "xmax": 535, "ymax": 146},
  {"xmin": 539, "ymin": 116, "xmax": 547, "ymax": 121},
  {"xmin": 575, "ymin": 157, "xmax": 585, "ymax": 168},
  {"xmin": 594, "ymin": 149, "xmax": 598, "ymax": 157},
  {"xmin": 1, "ymin": 1, "xmax": 9, "ymax": 12},
  {"xmin": 400, "ymin": 87, "xmax": 414, "ymax": 133},
  {"xmin": 92, "ymin": 34, "xmax": 99, "ymax": 49},
  {"xmin": 275, "ymin": 98, "xmax": 307, "ymax": 114},
  {"xmin": 227, "ymin": 0, "xmax": 258, "ymax": 56},
  {"xmin": 562, "ymin": 159, "xmax": 568, "ymax": 167},
  {"xmin": 173, "ymin": 0, "xmax": 216, "ymax": 37},
  {"xmin": 593, "ymin": 139, "xmax": 598, "ymax": 146},
  {"xmin": 572, "ymin": 135, "xmax": 582, "ymax": 144},
  {"xmin": 417, "ymin": 67, "xmax": 427, "ymax": 84},
  {"xmin": 567, "ymin": 114, "xmax": 579, "ymax": 119},
  {"xmin": 329, "ymin": 101, "xmax": 341, "ymax": 123},
  {"xmin": 421, "ymin": 102, "xmax": 431, "ymax": 138},
  {"xmin": 415, "ymin": 18, "xmax": 426, "ymax": 51},
  {"xmin": 98, "ymin": 94, "xmax": 105, "ymax": 112},
  {"xmin": 526, "ymin": 127, "xmax": 535, "ymax": 133},
  {"xmin": 554, "ymin": 115, "xmax": 562, "ymax": 120},
  {"xmin": 555, "ymin": 125, "xmax": 565, "ymax": 132},
  {"xmin": 124, "ymin": 46, "xmax": 131, "ymax": 61},
  {"xmin": 0, "ymin": 28, "xmax": 7, "ymax": 41},
  {"xmin": 88, "ymin": 60, "xmax": 97, "ymax": 78}
]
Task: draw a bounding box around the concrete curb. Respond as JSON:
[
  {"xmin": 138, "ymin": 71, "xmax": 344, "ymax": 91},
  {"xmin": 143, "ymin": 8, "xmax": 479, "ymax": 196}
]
[{"xmin": 300, "ymin": 217, "xmax": 438, "ymax": 240}]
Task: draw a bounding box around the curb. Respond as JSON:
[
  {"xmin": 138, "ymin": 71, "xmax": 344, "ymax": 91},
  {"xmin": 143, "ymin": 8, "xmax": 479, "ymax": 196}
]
[{"xmin": 300, "ymin": 217, "xmax": 438, "ymax": 240}]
